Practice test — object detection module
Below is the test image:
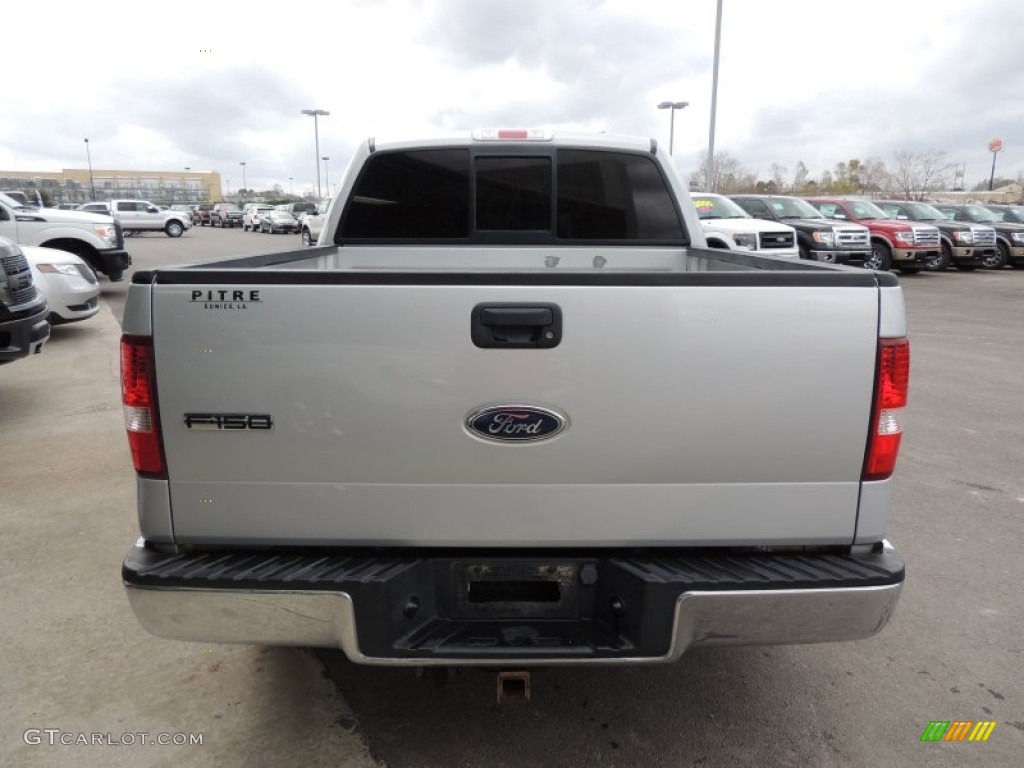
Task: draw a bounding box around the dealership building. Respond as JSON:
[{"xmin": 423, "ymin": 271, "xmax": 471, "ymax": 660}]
[{"xmin": 0, "ymin": 168, "xmax": 223, "ymax": 205}]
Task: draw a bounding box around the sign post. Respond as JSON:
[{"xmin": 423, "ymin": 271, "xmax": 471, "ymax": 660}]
[{"xmin": 987, "ymin": 138, "xmax": 1004, "ymax": 191}]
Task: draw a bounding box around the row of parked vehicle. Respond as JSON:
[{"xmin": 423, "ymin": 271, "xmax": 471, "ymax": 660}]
[
  {"xmin": 695, "ymin": 193, "xmax": 1024, "ymax": 273},
  {"xmin": 186, "ymin": 202, "xmax": 318, "ymax": 231},
  {"xmin": 189, "ymin": 200, "xmax": 331, "ymax": 245}
]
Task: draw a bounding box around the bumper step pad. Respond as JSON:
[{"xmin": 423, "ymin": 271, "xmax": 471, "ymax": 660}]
[{"xmin": 124, "ymin": 545, "xmax": 904, "ymax": 661}]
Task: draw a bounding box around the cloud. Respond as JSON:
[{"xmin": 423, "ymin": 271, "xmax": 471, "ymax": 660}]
[
  {"xmin": 1, "ymin": 0, "xmax": 1021, "ymax": 194},
  {"xmin": 420, "ymin": 0, "xmax": 706, "ymax": 134}
]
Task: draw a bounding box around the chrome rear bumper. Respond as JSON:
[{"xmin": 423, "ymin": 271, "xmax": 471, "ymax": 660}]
[{"xmin": 124, "ymin": 540, "xmax": 903, "ymax": 666}]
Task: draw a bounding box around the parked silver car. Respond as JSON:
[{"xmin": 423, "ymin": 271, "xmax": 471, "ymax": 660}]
[
  {"xmin": 23, "ymin": 244, "xmax": 100, "ymax": 323},
  {"xmin": 260, "ymin": 206, "xmax": 299, "ymax": 234}
]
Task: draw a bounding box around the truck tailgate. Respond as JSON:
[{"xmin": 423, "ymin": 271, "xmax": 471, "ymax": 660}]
[{"xmin": 151, "ymin": 275, "xmax": 879, "ymax": 547}]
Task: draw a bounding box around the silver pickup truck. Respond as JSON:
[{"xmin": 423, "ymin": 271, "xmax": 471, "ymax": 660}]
[{"xmin": 121, "ymin": 131, "xmax": 907, "ymax": 667}]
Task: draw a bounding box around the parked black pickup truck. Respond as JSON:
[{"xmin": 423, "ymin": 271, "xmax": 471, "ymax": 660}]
[
  {"xmin": 875, "ymin": 201, "xmax": 996, "ymax": 271},
  {"xmin": 730, "ymin": 194, "xmax": 872, "ymax": 265},
  {"xmin": 1, "ymin": 237, "xmax": 49, "ymax": 364},
  {"xmin": 932, "ymin": 203, "xmax": 1024, "ymax": 269},
  {"xmin": 210, "ymin": 203, "xmax": 244, "ymax": 228},
  {"xmin": 191, "ymin": 204, "xmax": 213, "ymax": 226},
  {"xmin": 982, "ymin": 203, "xmax": 1024, "ymax": 225}
]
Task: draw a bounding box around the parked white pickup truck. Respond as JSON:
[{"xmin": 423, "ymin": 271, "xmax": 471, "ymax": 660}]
[
  {"xmin": 692, "ymin": 192, "xmax": 798, "ymax": 258},
  {"xmin": 121, "ymin": 130, "xmax": 907, "ymax": 668},
  {"xmin": 0, "ymin": 192, "xmax": 131, "ymax": 281},
  {"xmin": 78, "ymin": 199, "xmax": 191, "ymax": 238}
]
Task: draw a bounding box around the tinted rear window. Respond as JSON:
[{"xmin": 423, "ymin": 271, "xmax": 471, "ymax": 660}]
[
  {"xmin": 339, "ymin": 147, "xmax": 683, "ymax": 242},
  {"xmin": 341, "ymin": 149, "xmax": 471, "ymax": 239},
  {"xmin": 476, "ymin": 157, "xmax": 551, "ymax": 231},
  {"xmin": 556, "ymin": 150, "xmax": 682, "ymax": 240}
]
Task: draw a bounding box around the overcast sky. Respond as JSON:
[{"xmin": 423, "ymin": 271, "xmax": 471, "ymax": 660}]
[{"xmin": 2, "ymin": 0, "xmax": 1021, "ymax": 196}]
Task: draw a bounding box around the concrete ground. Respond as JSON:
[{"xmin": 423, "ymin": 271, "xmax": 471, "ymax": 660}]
[{"xmin": 2, "ymin": 226, "xmax": 1022, "ymax": 767}]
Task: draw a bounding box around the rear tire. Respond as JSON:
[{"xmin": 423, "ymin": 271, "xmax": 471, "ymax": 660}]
[{"xmin": 165, "ymin": 221, "xmax": 184, "ymax": 238}]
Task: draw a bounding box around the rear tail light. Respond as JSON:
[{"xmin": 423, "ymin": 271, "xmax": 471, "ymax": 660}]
[
  {"xmin": 863, "ymin": 337, "xmax": 909, "ymax": 481},
  {"xmin": 121, "ymin": 335, "xmax": 166, "ymax": 478}
]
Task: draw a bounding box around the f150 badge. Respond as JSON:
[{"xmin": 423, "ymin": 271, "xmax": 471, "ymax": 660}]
[
  {"xmin": 466, "ymin": 405, "xmax": 567, "ymax": 443},
  {"xmin": 184, "ymin": 413, "xmax": 273, "ymax": 431}
]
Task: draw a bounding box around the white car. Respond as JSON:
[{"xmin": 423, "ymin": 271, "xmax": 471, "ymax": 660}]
[
  {"xmin": 23, "ymin": 245, "xmax": 101, "ymax": 323},
  {"xmin": 691, "ymin": 192, "xmax": 799, "ymax": 259},
  {"xmin": 242, "ymin": 204, "xmax": 275, "ymax": 232},
  {"xmin": 299, "ymin": 199, "xmax": 331, "ymax": 246}
]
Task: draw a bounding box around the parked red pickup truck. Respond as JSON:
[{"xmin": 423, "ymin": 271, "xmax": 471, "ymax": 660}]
[{"xmin": 803, "ymin": 197, "xmax": 940, "ymax": 273}]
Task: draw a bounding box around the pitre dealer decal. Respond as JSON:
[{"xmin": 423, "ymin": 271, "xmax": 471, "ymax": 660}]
[
  {"xmin": 190, "ymin": 289, "xmax": 262, "ymax": 310},
  {"xmin": 466, "ymin": 405, "xmax": 567, "ymax": 443}
]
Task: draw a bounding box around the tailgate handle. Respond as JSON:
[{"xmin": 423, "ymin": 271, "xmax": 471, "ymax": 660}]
[{"xmin": 472, "ymin": 303, "xmax": 562, "ymax": 349}]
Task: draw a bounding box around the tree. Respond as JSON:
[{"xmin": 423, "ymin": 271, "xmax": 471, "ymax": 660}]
[
  {"xmin": 689, "ymin": 150, "xmax": 758, "ymax": 194},
  {"xmin": 891, "ymin": 151, "xmax": 951, "ymax": 200},
  {"xmin": 855, "ymin": 158, "xmax": 891, "ymax": 195},
  {"xmin": 971, "ymin": 177, "xmax": 1016, "ymax": 192},
  {"xmin": 791, "ymin": 161, "xmax": 810, "ymax": 193},
  {"xmin": 832, "ymin": 161, "xmax": 859, "ymax": 194},
  {"xmin": 770, "ymin": 163, "xmax": 789, "ymax": 193},
  {"xmin": 830, "ymin": 158, "xmax": 891, "ymax": 196}
]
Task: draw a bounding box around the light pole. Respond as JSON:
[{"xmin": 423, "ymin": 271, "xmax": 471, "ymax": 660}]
[
  {"xmin": 322, "ymin": 157, "xmax": 330, "ymax": 197},
  {"xmin": 656, "ymin": 101, "xmax": 689, "ymax": 155},
  {"xmin": 83, "ymin": 138, "xmax": 96, "ymax": 200},
  {"xmin": 289, "ymin": 177, "xmax": 294, "ymax": 195},
  {"xmin": 239, "ymin": 161, "xmax": 247, "ymax": 200},
  {"xmin": 706, "ymin": 0, "xmax": 724, "ymax": 192},
  {"xmin": 301, "ymin": 108, "xmax": 330, "ymax": 199}
]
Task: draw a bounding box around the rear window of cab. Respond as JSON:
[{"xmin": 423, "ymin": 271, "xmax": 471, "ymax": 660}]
[{"xmin": 338, "ymin": 149, "xmax": 685, "ymax": 243}]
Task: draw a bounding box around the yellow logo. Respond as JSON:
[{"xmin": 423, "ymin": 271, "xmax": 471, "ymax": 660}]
[{"xmin": 920, "ymin": 721, "xmax": 996, "ymax": 742}]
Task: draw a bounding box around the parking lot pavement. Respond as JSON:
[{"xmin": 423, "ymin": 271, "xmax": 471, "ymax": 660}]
[{"xmin": 0, "ymin": 305, "xmax": 375, "ymax": 768}]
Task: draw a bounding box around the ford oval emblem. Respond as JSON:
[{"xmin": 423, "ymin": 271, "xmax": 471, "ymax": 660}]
[{"xmin": 466, "ymin": 405, "xmax": 568, "ymax": 443}]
